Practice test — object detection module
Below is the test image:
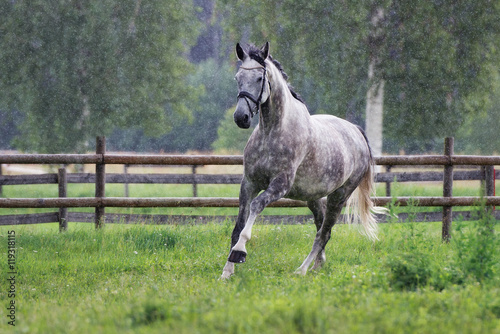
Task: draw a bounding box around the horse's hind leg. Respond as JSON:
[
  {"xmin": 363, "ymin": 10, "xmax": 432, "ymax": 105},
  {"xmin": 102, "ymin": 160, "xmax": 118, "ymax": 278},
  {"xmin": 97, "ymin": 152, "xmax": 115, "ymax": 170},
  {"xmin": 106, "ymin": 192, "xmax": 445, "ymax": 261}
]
[
  {"xmin": 296, "ymin": 187, "xmax": 349, "ymax": 275},
  {"xmin": 307, "ymin": 199, "xmax": 327, "ymax": 270}
]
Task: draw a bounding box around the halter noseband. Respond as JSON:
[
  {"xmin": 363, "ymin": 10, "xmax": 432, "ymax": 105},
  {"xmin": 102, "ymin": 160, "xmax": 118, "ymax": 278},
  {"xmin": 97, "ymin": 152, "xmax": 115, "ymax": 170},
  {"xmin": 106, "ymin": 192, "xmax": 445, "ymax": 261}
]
[{"xmin": 237, "ymin": 65, "xmax": 268, "ymax": 117}]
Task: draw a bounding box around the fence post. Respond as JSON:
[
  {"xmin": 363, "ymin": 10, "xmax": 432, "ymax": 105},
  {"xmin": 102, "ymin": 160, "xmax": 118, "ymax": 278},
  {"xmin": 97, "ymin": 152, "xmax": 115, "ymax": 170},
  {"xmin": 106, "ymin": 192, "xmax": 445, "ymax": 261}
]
[
  {"xmin": 58, "ymin": 167, "xmax": 68, "ymax": 232},
  {"xmin": 484, "ymin": 166, "xmax": 495, "ymax": 228},
  {"xmin": 484, "ymin": 165, "xmax": 495, "ymax": 198},
  {"xmin": 192, "ymin": 165, "xmax": 198, "ymax": 197},
  {"xmin": 95, "ymin": 136, "xmax": 106, "ymax": 228},
  {"xmin": 124, "ymin": 164, "xmax": 129, "ymax": 197},
  {"xmin": 0, "ymin": 164, "xmax": 3, "ymax": 197},
  {"xmin": 385, "ymin": 165, "xmax": 392, "ymax": 197},
  {"xmin": 442, "ymin": 137, "xmax": 454, "ymax": 242},
  {"xmin": 492, "ymin": 167, "xmax": 496, "ymax": 211}
]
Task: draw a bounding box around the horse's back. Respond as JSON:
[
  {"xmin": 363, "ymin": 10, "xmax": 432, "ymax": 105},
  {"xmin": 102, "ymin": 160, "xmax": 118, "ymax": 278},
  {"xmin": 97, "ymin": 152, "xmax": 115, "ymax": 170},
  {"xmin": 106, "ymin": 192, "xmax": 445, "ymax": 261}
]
[
  {"xmin": 311, "ymin": 114, "xmax": 364, "ymax": 140},
  {"xmin": 309, "ymin": 114, "xmax": 370, "ymax": 158}
]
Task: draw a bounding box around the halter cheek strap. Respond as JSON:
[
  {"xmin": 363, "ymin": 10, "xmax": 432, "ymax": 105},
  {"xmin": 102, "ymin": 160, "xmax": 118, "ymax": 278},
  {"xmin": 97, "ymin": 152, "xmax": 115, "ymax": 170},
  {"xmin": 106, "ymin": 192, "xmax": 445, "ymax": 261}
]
[{"xmin": 237, "ymin": 65, "xmax": 269, "ymax": 117}]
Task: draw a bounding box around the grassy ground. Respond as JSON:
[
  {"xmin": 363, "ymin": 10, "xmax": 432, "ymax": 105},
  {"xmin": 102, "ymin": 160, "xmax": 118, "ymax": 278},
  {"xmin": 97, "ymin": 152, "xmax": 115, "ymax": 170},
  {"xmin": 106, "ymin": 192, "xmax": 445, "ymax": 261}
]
[{"xmin": 1, "ymin": 216, "xmax": 499, "ymax": 333}]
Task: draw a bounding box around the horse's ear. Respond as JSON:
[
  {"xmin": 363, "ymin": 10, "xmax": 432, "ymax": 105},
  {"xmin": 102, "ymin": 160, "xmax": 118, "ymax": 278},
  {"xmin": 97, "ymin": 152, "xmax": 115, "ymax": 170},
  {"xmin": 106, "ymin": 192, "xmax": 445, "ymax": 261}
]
[
  {"xmin": 236, "ymin": 43, "xmax": 246, "ymax": 61},
  {"xmin": 261, "ymin": 42, "xmax": 270, "ymax": 59}
]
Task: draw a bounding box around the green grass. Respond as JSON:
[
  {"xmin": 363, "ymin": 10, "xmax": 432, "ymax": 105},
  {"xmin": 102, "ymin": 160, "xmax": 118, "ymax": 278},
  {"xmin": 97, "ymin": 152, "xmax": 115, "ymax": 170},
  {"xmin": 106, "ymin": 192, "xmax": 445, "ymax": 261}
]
[{"xmin": 1, "ymin": 218, "xmax": 498, "ymax": 333}]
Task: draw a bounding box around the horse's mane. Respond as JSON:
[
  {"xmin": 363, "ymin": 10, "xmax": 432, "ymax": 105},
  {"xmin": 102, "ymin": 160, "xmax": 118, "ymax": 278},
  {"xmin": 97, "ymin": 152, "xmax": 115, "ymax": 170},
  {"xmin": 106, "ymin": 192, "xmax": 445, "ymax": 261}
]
[{"xmin": 246, "ymin": 44, "xmax": 306, "ymax": 105}]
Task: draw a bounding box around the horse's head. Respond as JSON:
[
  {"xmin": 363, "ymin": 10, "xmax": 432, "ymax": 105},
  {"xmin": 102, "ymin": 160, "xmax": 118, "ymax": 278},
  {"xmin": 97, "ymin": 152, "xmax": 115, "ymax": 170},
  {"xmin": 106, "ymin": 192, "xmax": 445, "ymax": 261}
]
[{"xmin": 233, "ymin": 42, "xmax": 271, "ymax": 129}]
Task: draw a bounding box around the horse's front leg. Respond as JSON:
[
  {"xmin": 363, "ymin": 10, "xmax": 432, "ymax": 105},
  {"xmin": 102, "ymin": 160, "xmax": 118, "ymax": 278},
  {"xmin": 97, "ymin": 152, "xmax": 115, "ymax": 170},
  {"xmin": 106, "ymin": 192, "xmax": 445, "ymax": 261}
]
[
  {"xmin": 221, "ymin": 178, "xmax": 258, "ymax": 279},
  {"xmin": 228, "ymin": 173, "xmax": 292, "ymax": 266}
]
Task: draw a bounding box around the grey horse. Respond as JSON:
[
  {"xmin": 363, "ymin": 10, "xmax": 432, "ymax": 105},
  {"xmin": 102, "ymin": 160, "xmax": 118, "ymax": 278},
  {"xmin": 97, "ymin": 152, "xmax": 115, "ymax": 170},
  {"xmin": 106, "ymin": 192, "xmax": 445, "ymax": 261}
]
[{"xmin": 221, "ymin": 42, "xmax": 384, "ymax": 279}]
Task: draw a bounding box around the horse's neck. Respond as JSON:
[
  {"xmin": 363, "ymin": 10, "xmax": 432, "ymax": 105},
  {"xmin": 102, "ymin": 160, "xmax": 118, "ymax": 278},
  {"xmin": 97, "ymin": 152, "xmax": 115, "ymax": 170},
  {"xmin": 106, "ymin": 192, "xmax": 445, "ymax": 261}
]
[
  {"xmin": 267, "ymin": 62, "xmax": 290, "ymax": 108},
  {"xmin": 259, "ymin": 63, "xmax": 302, "ymax": 131}
]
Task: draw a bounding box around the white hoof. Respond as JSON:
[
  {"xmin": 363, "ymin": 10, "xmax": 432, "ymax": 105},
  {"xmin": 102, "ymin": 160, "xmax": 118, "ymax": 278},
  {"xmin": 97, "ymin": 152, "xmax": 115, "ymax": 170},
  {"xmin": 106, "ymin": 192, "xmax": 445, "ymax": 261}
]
[
  {"xmin": 294, "ymin": 267, "xmax": 308, "ymax": 276},
  {"xmin": 220, "ymin": 261, "xmax": 234, "ymax": 280},
  {"xmin": 219, "ymin": 270, "xmax": 232, "ymax": 280}
]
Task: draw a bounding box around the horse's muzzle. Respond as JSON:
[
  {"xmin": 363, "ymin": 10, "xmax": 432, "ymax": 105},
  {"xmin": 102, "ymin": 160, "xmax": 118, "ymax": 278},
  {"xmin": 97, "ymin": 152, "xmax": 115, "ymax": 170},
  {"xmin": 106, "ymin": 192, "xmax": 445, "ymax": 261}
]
[{"xmin": 233, "ymin": 104, "xmax": 252, "ymax": 129}]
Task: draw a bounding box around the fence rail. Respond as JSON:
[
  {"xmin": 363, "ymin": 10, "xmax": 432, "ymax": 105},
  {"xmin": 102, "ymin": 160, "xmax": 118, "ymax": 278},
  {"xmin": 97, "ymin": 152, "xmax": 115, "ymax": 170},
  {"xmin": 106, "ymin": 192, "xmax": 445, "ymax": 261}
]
[
  {"xmin": 2, "ymin": 170, "xmax": 498, "ymax": 187},
  {"xmin": 2, "ymin": 154, "xmax": 500, "ymax": 166},
  {"xmin": 2, "ymin": 196, "xmax": 500, "ymax": 209},
  {"xmin": 0, "ymin": 136, "xmax": 498, "ymax": 240}
]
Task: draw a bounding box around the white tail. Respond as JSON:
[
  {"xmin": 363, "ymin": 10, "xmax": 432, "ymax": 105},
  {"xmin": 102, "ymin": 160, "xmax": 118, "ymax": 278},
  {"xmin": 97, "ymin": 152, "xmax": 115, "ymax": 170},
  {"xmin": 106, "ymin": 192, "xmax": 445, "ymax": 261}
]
[{"xmin": 345, "ymin": 162, "xmax": 387, "ymax": 241}]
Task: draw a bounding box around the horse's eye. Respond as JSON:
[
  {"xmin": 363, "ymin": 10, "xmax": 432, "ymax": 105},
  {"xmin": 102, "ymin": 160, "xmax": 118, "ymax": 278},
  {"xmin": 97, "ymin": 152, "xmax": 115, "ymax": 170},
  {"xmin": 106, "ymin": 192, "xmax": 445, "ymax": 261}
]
[{"xmin": 257, "ymin": 77, "xmax": 262, "ymax": 82}]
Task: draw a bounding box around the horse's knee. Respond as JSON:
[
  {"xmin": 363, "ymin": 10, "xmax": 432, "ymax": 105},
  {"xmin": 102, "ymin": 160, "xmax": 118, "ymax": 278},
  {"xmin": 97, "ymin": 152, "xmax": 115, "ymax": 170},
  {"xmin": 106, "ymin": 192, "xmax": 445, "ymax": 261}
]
[{"xmin": 250, "ymin": 199, "xmax": 265, "ymax": 213}]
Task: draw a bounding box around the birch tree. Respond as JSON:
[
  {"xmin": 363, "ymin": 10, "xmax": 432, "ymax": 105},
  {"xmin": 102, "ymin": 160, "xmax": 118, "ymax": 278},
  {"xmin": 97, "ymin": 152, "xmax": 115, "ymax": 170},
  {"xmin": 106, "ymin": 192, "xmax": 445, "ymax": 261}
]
[{"xmin": 365, "ymin": 5, "xmax": 386, "ymax": 157}]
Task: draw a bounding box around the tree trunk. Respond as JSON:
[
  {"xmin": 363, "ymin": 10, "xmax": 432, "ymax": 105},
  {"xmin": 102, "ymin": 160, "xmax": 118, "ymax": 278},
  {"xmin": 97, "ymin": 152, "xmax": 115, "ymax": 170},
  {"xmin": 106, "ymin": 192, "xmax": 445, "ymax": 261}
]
[
  {"xmin": 365, "ymin": 6, "xmax": 385, "ymax": 162},
  {"xmin": 365, "ymin": 62, "xmax": 384, "ymax": 158}
]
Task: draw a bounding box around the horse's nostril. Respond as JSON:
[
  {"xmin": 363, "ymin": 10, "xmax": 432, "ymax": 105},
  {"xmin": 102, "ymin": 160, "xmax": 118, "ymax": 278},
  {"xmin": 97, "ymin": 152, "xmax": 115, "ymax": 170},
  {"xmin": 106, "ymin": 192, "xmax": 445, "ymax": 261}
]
[{"xmin": 243, "ymin": 114, "xmax": 249, "ymax": 123}]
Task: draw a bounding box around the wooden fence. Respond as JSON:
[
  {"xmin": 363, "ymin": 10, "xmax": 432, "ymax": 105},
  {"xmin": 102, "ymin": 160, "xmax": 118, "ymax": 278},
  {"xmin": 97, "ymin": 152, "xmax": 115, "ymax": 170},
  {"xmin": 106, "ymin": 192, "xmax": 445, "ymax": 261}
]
[{"xmin": 0, "ymin": 137, "xmax": 498, "ymax": 241}]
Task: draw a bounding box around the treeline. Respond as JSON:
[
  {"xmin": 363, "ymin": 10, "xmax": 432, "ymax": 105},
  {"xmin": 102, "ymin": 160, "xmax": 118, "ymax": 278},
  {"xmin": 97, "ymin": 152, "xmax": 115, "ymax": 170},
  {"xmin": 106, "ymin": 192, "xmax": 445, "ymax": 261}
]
[{"xmin": 1, "ymin": 0, "xmax": 499, "ymax": 154}]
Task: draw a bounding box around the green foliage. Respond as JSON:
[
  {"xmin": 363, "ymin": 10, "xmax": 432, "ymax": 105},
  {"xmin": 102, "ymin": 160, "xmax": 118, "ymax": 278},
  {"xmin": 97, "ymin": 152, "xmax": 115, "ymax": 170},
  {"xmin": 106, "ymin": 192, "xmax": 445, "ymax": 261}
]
[
  {"xmin": 453, "ymin": 204, "xmax": 499, "ymax": 283},
  {"xmin": 383, "ymin": 1, "xmax": 500, "ymax": 152},
  {"xmin": 386, "ymin": 223, "xmax": 442, "ymax": 291},
  {"xmin": 387, "ymin": 252, "xmax": 432, "ymax": 291},
  {"xmin": 456, "ymin": 70, "xmax": 500, "ymax": 154},
  {"xmin": 107, "ymin": 59, "xmax": 235, "ymax": 152},
  {"xmin": 0, "ymin": 1, "xmax": 199, "ymax": 153},
  {"xmin": 0, "ymin": 109, "xmax": 22, "ymax": 149},
  {"xmin": 385, "ymin": 204, "xmax": 499, "ymax": 292},
  {"xmin": 159, "ymin": 59, "xmax": 235, "ymax": 152}
]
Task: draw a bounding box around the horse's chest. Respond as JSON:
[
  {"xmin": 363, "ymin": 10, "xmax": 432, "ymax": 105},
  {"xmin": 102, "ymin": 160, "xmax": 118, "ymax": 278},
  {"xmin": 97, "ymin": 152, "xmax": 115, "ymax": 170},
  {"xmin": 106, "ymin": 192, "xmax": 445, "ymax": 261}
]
[
  {"xmin": 245, "ymin": 155, "xmax": 287, "ymax": 185},
  {"xmin": 244, "ymin": 140, "xmax": 299, "ymax": 186}
]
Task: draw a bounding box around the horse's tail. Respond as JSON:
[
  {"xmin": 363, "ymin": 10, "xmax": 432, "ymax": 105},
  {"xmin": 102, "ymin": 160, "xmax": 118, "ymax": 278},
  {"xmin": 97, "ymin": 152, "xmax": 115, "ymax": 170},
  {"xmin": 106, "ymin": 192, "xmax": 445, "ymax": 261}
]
[
  {"xmin": 345, "ymin": 125, "xmax": 388, "ymax": 241},
  {"xmin": 345, "ymin": 161, "xmax": 387, "ymax": 241}
]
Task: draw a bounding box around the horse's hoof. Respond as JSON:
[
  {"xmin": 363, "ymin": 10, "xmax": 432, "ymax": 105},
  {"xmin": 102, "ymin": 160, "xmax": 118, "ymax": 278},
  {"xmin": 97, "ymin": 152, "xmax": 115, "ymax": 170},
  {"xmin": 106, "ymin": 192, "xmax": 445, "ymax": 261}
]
[
  {"xmin": 219, "ymin": 271, "xmax": 232, "ymax": 280},
  {"xmin": 228, "ymin": 250, "xmax": 247, "ymax": 263},
  {"xmin": 312, "ymin": 258, "xmax": 325, "ymax": 271},
  {"xmin": 294, "ymin": 268, "xmax": 307, "ymax": 276}
]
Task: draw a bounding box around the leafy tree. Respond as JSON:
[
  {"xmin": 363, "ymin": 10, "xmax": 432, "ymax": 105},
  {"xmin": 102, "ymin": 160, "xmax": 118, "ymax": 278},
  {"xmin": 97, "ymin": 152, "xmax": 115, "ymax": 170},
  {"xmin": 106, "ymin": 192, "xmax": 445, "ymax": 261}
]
[
  {"xmin": 0, "ymin": 110, "xmax": 22, "ymax": 149},
  {"xmin": 190, "ymin": 0, "xmax": 231, "ymax": 64},
  {"xmin": 456, "ymin": 70, "xmax": 500, "ymax": 154},
  {"xmin": 108, "ymin": 58, "xmax": 235, "ymax": 152},
  {"xmin": 152, "ymin": 58, "xmax": 236, "ymax": 152},
  {"xmin": 0, "ymin": 1, "xmax": 199, "ymax": 152},
  {"xmin": 382, "ymin": 1, "xmax": 500, "ymax": 152}
]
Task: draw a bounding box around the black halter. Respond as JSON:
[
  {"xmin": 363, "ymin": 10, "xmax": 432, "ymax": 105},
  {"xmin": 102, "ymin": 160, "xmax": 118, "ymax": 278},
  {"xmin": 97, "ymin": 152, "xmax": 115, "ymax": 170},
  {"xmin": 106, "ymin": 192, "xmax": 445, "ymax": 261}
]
[{"xmin": 237, "ymin": 65, "xmax": 268, "ymax": 117}]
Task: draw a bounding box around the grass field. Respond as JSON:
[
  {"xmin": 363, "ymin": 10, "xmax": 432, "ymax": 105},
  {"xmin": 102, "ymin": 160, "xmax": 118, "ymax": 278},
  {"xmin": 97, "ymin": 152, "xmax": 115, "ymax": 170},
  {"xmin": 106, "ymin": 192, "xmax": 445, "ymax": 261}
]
[{"xmin": 1, "ymin": 214, "xmax": 499, "ymax": 333}]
